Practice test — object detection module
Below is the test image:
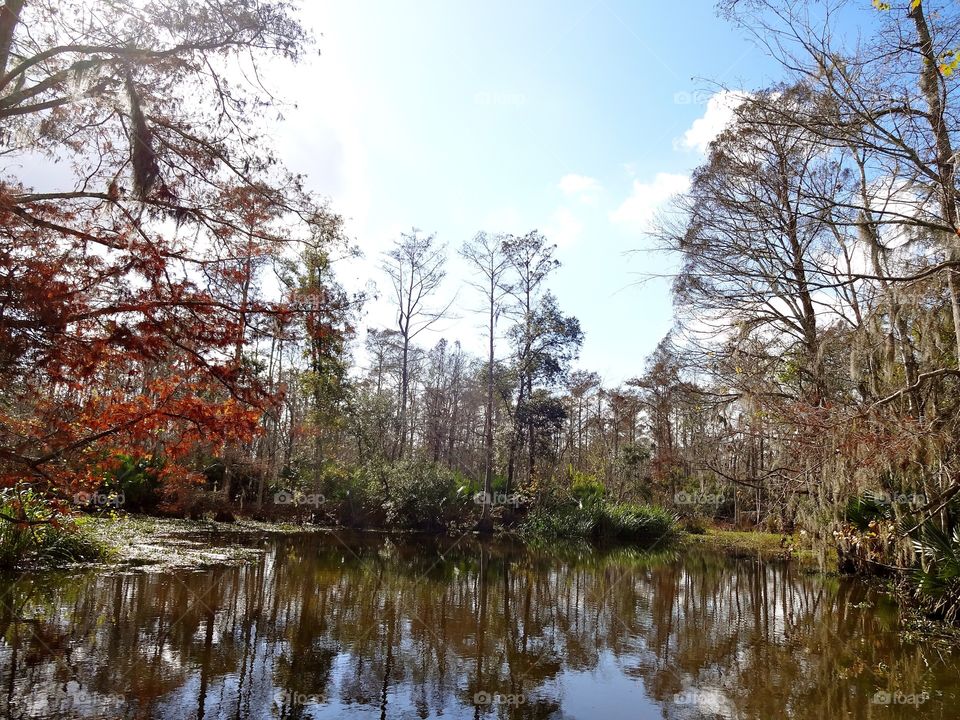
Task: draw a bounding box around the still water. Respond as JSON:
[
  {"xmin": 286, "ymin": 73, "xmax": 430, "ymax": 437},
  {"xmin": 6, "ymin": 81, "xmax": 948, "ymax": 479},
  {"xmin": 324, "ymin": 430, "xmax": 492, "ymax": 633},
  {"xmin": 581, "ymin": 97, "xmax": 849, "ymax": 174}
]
[{"xmin": 1, "ymin": 531, "xmax": 958, "ymax": 719}]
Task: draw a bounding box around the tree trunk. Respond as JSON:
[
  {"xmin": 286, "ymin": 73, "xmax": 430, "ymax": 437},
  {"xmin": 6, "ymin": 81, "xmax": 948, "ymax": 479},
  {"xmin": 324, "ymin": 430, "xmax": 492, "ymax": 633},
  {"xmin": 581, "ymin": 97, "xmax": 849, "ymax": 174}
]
[
  {"xmin": 479, "ymin": 282, "xmax": 495, "ymax": 534},
  {"xmin": 912, "ymin": 4, "xmax": 960, "ymax": 369},
  {"xmin": 0, "ymin": 1, "xmax": 23, "ymax": 80}
]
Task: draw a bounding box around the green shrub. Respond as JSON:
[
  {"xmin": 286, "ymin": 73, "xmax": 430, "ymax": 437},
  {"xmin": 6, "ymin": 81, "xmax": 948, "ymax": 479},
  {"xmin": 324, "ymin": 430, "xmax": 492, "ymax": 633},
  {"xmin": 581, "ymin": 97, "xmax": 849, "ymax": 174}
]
[
  {"xmin": 0, "ymin": 488, "xmax": 107, "ymax": 568},
  {"xmin": 599, "ymin": 503, "xmax": 678, "ymax": 542},
  {"xmin": 453, "ymin": 471, "xmax": 507, "ymax": 499},
  {"xmin": 520, "ymin": 499, "xmax": 677, "ymax": 545},
  {"xmin": 570, "ymin": 468, "xmax": 605, "ymax": 507},
  {"xmin": 309, "ymin": 465, "xmax": 378, "ymax": 526},
  {"xmin": 101, "ymin": 453, "xmax": 163, "ymax": 512},
  {"xmin": 364, "ymin": 459, "xmax": 466, "ymax": 530},
  {"xmin": 844, "ymin": 492, "xmax": 892, "ymax": 531},
  {"xmin": 682, "ymin": 514, "xmax": 708, "ymax": 535},
  {"xmin": 520, "ymin": 504, "xmax": 598, "ymax": 540},
  {"xmin": 453, "ymin": 472, "xmax": 483, "ymax": 498}
]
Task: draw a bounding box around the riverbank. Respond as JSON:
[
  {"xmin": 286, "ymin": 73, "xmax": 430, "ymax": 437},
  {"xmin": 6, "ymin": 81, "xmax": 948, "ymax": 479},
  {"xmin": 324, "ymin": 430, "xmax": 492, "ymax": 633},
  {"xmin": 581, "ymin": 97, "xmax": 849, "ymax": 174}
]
[
  {"xmin": 85, "ymin": 515, "xmax": 327, "ymax": 571},
  {"xmin": 8, "ymin": 514, "xmax": 956, "ymax": 646},
  {"xmin": 682, "ymin": 527, "xmax": 833, "ymax": 570},
  {"xmin": 0, "ymin": 513, "xmax": 840, "ymax": 575},
  {"xmin": 83, "ymin": 515, "xmax": 828, "ymax": 572}
]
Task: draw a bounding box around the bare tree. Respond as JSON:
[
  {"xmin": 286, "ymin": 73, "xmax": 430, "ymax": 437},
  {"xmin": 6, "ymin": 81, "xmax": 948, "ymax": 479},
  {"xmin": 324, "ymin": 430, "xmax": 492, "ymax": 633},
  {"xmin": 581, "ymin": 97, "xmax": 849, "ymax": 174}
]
[
  {"xmin": 721, "ymin": 0, "xmax": 960, "ymax": 368},
  {"xmin": 381, "ymin": 230, "xmax": 451, "ymax": 458},
  {"xmin": 460, "ymin": 232, "xmax": 512, "ymax": 532}
]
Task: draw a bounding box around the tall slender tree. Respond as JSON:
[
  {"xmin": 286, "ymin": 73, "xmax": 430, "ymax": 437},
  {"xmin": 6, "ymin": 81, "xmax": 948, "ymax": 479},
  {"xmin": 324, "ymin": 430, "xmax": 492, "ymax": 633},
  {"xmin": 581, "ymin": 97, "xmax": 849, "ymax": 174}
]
[
  {"xmin": 381, "ymin": 230, "xmax": 450, "ymax": 458},
  {"xmin": 503, "ymin": 231, "xmax": 559, "ymax": 488},
  {"xmin": 460, "ymin": 232, "xmax": 512, "ymax": 531}
]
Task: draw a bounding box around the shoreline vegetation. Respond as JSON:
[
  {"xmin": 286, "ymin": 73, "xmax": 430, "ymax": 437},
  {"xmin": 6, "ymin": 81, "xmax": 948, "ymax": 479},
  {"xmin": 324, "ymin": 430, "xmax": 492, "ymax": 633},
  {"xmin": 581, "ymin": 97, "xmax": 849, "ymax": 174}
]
[
  {"xmin": 3, "ymin": 495, "xmax": 958, "ymax": 645},
  {"xmin": 0, "ymin": 512, "xmax": 814, "ymax": 574},
  {"xmin": 0, "ymin": 457, "xmax": 954, "ymax": 636},
  {"xmin": 10, "ymin": 511, "xmax": 960, "ymax": 648}
]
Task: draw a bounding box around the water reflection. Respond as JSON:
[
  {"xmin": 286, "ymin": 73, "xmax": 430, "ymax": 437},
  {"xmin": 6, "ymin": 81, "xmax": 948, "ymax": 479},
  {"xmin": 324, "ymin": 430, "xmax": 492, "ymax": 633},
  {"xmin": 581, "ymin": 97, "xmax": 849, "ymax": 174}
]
[{"xmin": 0, "ymin": 533, "xmax": 957, "ymax": 719}]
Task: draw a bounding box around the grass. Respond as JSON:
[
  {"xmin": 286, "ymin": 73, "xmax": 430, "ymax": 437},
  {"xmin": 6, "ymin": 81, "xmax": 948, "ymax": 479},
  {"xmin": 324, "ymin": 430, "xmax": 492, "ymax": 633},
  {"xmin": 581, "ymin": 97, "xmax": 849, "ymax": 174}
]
[
  {"xmin": 686, "ymin": 528, "xmax": 786, "ymax": 552},
  {"xmin": 0, "ymin": 488, "xmax": 110, "ymax": 568},
  {"xmin": 519, "ymin": 504, "xmax": 597, "ymax": 540},
  {"xmin": 598, "ymin": 503, "xmax": 678, "ymax": 542},
  {"xmin": 520, "ymin": 501, "xmax": 678, "ymax": 545},
  {"xmin": 0, "ymin": 512, "xmax": 108, "ymax": 569},
  {"xmin": 684, "ymin": 527, "xmax": 832, "ymax": 569}
]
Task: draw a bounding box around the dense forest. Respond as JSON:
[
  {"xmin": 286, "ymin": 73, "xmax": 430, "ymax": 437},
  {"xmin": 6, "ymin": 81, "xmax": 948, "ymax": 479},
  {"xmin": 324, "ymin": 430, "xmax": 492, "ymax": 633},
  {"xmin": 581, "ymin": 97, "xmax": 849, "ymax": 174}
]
[{"xmin": 1, "ymin": 0, "xmax": 959, "ymax": 623}]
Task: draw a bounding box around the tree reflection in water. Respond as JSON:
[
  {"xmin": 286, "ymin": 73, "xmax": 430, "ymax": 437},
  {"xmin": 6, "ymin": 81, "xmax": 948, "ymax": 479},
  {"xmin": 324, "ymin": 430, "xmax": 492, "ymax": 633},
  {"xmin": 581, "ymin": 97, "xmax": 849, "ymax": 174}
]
[{"xmin": 0, "ymin": 533, "xmax": 956, "ymax": 719}]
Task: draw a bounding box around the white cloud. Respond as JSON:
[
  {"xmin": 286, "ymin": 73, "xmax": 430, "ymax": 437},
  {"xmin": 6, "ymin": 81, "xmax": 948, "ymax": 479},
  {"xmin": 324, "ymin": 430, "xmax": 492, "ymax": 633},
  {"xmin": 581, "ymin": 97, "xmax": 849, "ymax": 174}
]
[
  {"xmin": 676, "ymin": 90, "xmax": 749, "ymax": 154},
  {"xmin": 609, "ymin": 172, "xmax": 690, "ymax": 232},
  {"xmin": 545, "ymin": 206, "xmax": 583, "ymax": 248},
  {"xmin": 558, "ymin": 173, "xmax": 602, "ymax": 203},
  {"xmin": 267, "ymin": 5, "xmax": 371, "ymax": 232}
]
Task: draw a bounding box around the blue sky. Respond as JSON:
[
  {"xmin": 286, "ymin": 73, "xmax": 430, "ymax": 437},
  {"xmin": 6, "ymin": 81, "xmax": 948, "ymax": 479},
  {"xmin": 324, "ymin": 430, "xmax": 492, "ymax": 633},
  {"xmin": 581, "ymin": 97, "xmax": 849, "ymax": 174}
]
[{"xmin": 267, "ymin": 0, "xmax": 785, "ymax": 383}]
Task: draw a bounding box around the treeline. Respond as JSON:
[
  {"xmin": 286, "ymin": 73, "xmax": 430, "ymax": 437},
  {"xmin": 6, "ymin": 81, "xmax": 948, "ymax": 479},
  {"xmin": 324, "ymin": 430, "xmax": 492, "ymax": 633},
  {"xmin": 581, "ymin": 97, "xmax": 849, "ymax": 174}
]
[
  {"xmin": 640, "ymin": 0, "xmax": 960, "ymax": 614},
  {"xmin": 189, "ymin": 223, "xmax": 686, "ymax": 537},
  {"xmin": 0, "ymin": 0, "xmax": 675, "ymax": 544}
]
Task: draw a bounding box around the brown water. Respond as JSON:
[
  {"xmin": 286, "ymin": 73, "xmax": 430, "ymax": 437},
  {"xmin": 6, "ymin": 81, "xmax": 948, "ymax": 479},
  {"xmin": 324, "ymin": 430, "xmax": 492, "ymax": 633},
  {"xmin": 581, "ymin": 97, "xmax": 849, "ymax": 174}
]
[{"xmin": 0, "ymin": 532, "xmax": 957, "ymax": 719}]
